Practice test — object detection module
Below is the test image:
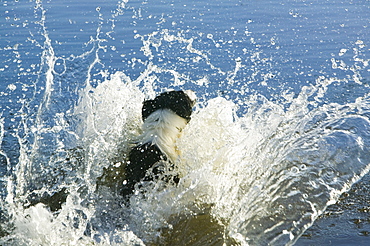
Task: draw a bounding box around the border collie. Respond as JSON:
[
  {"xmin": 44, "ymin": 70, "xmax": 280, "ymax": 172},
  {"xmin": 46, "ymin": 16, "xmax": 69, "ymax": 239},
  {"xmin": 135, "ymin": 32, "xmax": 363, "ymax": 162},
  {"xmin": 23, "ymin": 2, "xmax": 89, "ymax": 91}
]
[
  {"xmin": 23, "ymin": 91, "xmax": 195, "ymax": 211},
  {"xmin": 122, "ymin": 90, "xmax": 196, "ymax": 197}
]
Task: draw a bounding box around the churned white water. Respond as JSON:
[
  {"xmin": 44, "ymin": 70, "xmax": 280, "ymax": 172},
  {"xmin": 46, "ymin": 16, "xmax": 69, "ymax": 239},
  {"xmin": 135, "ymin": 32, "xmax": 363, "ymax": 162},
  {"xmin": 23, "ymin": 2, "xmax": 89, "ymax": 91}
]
[
  {"xmin": 3, "ymin": 71, "xmax": 370, "ymax": 245},
  {"xmin": 0, "ymin": 0, "xmax": 369, "ymax": 245}
]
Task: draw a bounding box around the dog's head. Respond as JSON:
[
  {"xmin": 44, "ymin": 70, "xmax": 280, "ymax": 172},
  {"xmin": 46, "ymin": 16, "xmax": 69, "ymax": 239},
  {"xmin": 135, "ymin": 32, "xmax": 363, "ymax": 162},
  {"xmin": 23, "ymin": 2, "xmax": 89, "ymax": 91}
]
[{"xmin": 142, "ymin": 90, "xmax": 196, "ymax": 123}]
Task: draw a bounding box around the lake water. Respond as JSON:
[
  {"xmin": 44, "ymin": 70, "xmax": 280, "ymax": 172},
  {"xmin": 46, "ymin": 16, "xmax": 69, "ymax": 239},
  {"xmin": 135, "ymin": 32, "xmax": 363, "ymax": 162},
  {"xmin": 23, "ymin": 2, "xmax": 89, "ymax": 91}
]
[{"xmin": 1, "ymin": 0, "xmax": 369, "ymax": 245}]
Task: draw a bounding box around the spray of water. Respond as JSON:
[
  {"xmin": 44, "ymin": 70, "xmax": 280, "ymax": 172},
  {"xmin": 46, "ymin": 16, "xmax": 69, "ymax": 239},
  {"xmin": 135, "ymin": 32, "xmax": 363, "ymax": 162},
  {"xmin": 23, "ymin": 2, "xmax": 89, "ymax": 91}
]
[{"xmin": 1, "ymin": 1, "xmax": 369, "ymax": 245}]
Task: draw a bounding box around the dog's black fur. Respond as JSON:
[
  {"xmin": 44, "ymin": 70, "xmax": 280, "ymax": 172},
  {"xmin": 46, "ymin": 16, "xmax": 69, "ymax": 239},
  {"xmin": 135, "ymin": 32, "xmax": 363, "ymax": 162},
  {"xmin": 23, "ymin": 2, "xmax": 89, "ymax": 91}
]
[{"xmin": 141, "ymin": 90, "xmax": 194, "ymax": 122}]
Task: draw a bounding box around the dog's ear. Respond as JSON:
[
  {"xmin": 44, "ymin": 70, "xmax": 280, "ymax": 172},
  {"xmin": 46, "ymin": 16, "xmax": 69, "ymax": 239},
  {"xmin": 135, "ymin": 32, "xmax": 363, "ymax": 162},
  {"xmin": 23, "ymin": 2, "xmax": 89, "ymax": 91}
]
[
  {"xmin": 142, "ymin": 99, "xmax": 157, "ymax": 121},
  {"xmin": 162, "ymin": 91, "xmax": 193, "ymax": 122}
]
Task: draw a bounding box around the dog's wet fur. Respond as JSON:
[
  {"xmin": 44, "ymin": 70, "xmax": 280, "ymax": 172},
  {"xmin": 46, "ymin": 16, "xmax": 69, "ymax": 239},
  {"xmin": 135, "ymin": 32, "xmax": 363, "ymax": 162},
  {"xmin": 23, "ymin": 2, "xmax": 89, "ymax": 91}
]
[{"xmin": 122, "ymin": 90, "xmax": 196, "ymax": 197}]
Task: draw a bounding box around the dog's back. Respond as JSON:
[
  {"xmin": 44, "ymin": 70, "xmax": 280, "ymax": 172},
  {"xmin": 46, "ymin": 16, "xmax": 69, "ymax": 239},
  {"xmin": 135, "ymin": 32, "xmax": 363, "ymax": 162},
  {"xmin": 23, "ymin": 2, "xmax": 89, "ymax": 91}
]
[{"xmin": 123, "ymin": 143, "xmax": 166, "ymax": 195}]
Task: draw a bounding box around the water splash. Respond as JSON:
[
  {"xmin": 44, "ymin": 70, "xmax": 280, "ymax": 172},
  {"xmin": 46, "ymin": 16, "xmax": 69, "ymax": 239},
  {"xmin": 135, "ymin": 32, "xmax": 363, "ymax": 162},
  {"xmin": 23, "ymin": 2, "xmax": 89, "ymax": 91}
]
[{"xmin": 1, "ymin": 0, "xmax": 370, "ymax": 245}]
